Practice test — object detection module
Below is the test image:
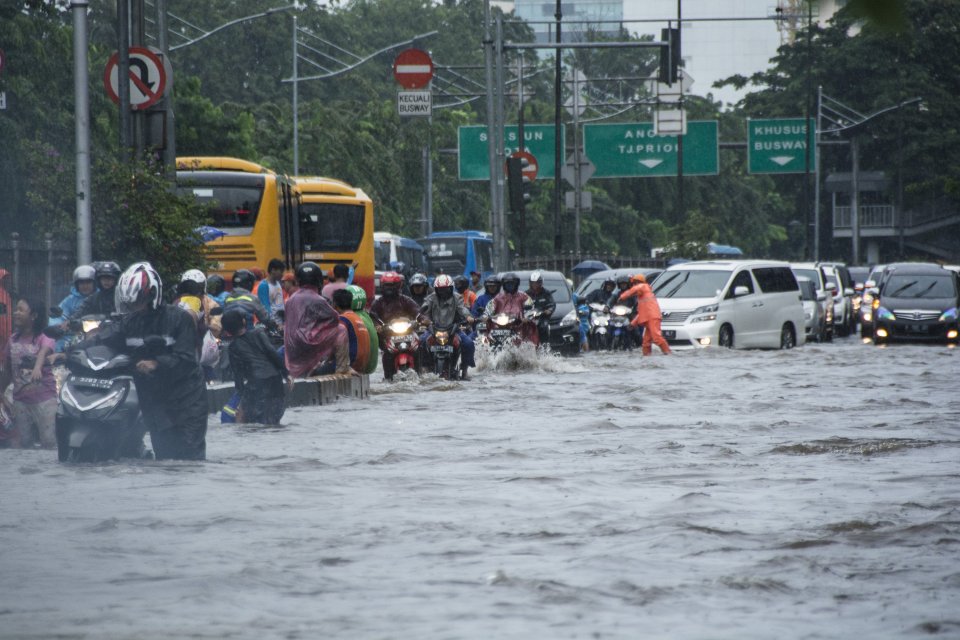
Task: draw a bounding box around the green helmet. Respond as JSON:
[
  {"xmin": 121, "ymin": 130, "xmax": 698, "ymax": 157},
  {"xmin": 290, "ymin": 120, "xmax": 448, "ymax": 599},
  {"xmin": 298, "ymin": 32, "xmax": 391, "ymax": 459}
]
[{"xmin": 347, "ymin": 284, "xmax": 367, "ymax": 311}]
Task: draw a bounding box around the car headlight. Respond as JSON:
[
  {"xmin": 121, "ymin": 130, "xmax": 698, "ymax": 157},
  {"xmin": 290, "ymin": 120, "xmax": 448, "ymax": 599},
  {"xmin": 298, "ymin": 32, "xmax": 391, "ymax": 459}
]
[
  {"xmin": 876, "ymin": 306, "xmax": 895, "ymax": 321},
  {"xmin": 939, "ymin": 307, "xmax": 958, "ymax": 322},
  {"xmin": 560, "ymin": 309, "xmax": 577, "ymax": 328},
  {"xmin": 690, "ymin": 303, "xmax": 718, "ymax": 323}
]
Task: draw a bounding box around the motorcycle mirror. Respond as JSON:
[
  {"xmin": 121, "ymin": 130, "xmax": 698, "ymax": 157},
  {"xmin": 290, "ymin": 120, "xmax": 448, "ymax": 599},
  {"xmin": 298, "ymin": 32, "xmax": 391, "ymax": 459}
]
[
  {"xmin": 208, "ymin": 307, "xmax": 224, "ymax": 317},
  {"xmin": 49, "ymin": 306, "xmax": 63, "ymax": 318}
]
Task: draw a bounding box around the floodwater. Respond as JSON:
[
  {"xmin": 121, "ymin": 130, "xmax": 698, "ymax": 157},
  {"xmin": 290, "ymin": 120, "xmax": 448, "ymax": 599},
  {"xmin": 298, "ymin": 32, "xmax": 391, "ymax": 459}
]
[{"xmin": 2, "ymin": 338, "xmax": 959, "ymax": 639}]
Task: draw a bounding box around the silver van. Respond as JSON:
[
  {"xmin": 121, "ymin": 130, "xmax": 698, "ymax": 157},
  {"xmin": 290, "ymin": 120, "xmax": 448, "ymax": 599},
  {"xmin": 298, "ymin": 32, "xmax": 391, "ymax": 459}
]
[{"xmin": 653, "ymin": 260, "xmax": 806, "ymax": 349}]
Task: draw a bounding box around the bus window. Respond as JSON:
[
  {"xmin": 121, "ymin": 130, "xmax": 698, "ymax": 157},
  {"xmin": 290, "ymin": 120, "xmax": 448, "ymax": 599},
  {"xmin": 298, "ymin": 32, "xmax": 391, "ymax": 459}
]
[
  {"xmin": 301, "ymin": 203, "xmax": 365, "ymax": 252},
  {"xmin": 177, "ymin": 183, "xmax": 264, "ymax": 232},
  {"xmin": 375, "ymin": 241, "xmax": 391, "ymax": 270},
  {"xmin": 423, "ymin": 238, "xmax": 467, "ymax": 275},
  {"xmin": 399, "ymin": 245, "xmax": 428, "ymax": 273},
  {"xmin": 475, "ymin": 239, "xmax": 493, "ymax": 274}
]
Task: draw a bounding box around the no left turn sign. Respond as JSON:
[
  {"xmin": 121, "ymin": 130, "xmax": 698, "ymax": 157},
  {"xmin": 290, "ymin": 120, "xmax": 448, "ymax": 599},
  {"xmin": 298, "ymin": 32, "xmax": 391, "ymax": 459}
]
[{"xmin": 103, "ymin": 47, "xmax": 168, "ymax": 110}]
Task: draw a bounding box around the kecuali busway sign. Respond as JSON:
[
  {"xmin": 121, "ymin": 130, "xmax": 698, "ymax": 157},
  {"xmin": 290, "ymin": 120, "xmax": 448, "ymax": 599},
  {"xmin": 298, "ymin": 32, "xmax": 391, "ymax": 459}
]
[
  {"xmin": 458, "ymin": 125, "xmax": 562, "ymax": 181},
  {"xmin": 582, "ymin": 121, "xmax": 718, "ymax": 178},
  {"xmin": 747, "ymin": 118, "xmax": 816, "ymax": 174}
]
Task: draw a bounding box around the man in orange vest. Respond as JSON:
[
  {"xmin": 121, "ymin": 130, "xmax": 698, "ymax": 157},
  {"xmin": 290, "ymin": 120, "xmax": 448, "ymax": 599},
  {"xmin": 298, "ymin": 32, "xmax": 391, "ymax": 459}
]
[
  {"xmin": 332, "ymin": 288, "xmax": 370, "ymax": 374},
  {"xmin": 618, "ymin": 273, "xmax": 671, "ymax": 356}
]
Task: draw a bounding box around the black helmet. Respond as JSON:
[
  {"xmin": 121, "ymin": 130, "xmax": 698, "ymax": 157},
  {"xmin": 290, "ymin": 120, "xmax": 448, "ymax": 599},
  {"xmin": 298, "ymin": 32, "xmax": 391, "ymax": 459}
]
[
  {"xmin": 602, "ymin": 277, "xmax": 616, "ymax": 290},
  {"xmin": 206, "ymin": 274, "xmax": 226, "ymax": 296},
  {"xmin": 295, "ymin": 261, "xmax": 324, "ymax": 288},
  {"xmin": 453, "ymin": 275, "xmax": 469, "ymax": 293},
  {"xmin": 501, "ymin": 272, "xmax": 520, "ymax": 294},
  {"xmin": 409, "ymin": 273, "xmax": 428, "ymax": 293},
  {"xmin": 616, "ymin": 274, "xmax": 631, "ymax": 288},
  {"xmin": 484, "ymin": 274, "xmax": 501, "ymax": 296},
  {"xmin": 232, "ymin": 269, "xmax": 256, "ymax": 291},
  {"xmin": 94, "ymin": 261, "xmax": 122, "ymax": 279}
]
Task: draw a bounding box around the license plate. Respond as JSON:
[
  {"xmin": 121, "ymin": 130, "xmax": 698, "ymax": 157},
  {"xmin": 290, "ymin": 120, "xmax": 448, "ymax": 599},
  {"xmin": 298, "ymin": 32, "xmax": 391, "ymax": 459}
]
[
  {"xmin": 491, "ymin": 330, "xmax": 511, "ymax": 338},
  {"xmin": 431, "ymin": 345, "xmax": 454, "ymax": 354},
  {"xmin": 73, "ymin": 377, "xmax": 114, "ymax": 389},
  {"xmin": 662, "ymin": 330, "xmax": 676, "ymax": 339}
]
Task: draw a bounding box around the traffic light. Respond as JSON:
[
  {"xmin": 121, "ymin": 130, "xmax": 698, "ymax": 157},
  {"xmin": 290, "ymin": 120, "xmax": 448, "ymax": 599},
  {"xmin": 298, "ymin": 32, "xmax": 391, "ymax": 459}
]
[
  {"xmin": 659, "ymin": 27, "xmax": 680, "ymax": 85},
  {"xmin": 507, "ymin": 156, "xmax": 531, "ymax": 213}
]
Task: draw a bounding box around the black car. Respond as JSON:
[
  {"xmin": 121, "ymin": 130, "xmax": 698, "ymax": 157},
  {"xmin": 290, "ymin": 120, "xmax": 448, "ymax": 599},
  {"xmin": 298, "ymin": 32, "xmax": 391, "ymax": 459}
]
[
  {"xmin": 511, "ymin": 270, "xmax": 580, "ymax": 355},
  {"xmin": 871, "ymin": 264, "xmax": 960, "ymax": 344}
]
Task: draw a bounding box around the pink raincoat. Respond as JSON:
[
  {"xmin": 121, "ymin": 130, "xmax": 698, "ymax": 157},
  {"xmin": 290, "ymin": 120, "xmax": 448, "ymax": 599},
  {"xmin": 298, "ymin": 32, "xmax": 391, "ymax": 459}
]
[{"xmin": 283, "ymin": 286, "xmax": 347, "ymax": 378}]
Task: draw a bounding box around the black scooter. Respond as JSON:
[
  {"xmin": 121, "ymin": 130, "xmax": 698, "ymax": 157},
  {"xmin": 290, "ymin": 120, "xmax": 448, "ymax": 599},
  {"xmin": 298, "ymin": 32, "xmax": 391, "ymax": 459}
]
[{"xmin": 52, "ymin": 316, "xmax": 150, "ymax": 463}]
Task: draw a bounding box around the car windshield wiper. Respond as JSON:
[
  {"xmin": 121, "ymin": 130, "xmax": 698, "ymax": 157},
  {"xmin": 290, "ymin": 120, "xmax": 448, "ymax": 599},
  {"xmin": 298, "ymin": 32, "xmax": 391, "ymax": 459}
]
[
  {"xmin": 913, "ymin": 282, "xmax": 938, "ymax": 298},
  {"xmin": 890, "ymin": 280, "xmax": 918, "ymax": 296},
  {"xmin": 663, "ymin": 272, "xmax": 690, "ymax": 298}
]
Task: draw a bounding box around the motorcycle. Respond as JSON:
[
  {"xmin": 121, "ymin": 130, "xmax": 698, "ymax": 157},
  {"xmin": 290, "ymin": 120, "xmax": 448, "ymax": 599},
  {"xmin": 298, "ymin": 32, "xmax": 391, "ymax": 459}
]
[
  {"xmin": 381, "ymin": 317, "xmax": 421, "ymax": 380},
  {"xmin": 52, "ymin": 315, "xmax": 149, "ymax": 463},
  {"xmin": 484, "ymin": 312, "xmax": 524, "ymax": 351},
  {"xmin": 608, "ymin": 304, "xmax": 634, "ymax": 351},
  {"xmin": 425, "ymin": 324, "xmax": 461, "ymax": 380},
  {"xmin": 588, "ymin": 302, "xmax": 611, "ymax": 350}
]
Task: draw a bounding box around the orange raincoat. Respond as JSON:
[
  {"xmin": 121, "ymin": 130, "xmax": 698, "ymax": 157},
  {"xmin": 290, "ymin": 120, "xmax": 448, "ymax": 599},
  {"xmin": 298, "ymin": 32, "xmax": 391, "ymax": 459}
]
[{"xmin": 618, "ymin": 274, "xmax": 670, "ymax": 355}]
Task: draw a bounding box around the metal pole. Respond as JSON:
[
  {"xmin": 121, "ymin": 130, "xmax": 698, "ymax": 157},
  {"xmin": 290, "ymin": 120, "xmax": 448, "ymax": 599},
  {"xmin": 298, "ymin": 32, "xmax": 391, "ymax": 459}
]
[
  {"xmin": 483, "ymin": 0, "xmax": 500, "ymax": 269},
  {"xmin": 802, "ymin": 0, "xmax": 812, "ymax": 260},
  {"xmin": 156, "ymin": 0, "xmax": 175, "ymax": 172},
  {"xmin": 73, "ymin": 0, "xmax": 92, "ymax": 265},
  {"xmin": 573, "ymin": 67, "xmax": 581, "ymax": 254},
  {"xmin": 427, "ymin": 119, "xmax": 433, "ymax": 235},
  {"xmin": 553, "ymin": 0, "xmax": 563, "ymax": 253},
  {"xmin": 131, "ymin": 0, "xmax": 145, "ymax": 157},
  {"xmin": 421, "ymin": 144, "xmax": 430, "ymax": 237},
  {"xmin": 495, "ymin": 14, "xmax": 508, "ymax": 267},
  {"xmin": 118, "ymin": 0, "xmax": 131, "ymax": 156},
  {"xmin": 814, "ymin": 85, "xmax": 822, "ymax": 262},
  {"xmin": 11, "ymin": 233, "xmax": 20, "ymax": 295},
  {"xmin": 517, "ymin": 55, "xmax": 526, "ymax": 258},
  {"xmin": 44, "ymin": 233, "xmax": 53, "ymax": 312},
  {"xmin": 850, "ymin": 135, "xmax": 860, "ymax": 266},
  {"xmin": 292, "ymin": 15, "xmax": 299, "ymax": 176}
]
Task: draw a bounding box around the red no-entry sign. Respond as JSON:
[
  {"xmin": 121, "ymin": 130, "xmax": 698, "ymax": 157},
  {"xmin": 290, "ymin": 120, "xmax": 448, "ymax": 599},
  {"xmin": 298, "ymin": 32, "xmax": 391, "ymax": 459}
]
[
  {"xmin": 507, "ymin": 150, "xmax": 539, "ymax": 182},
  {"xmin": 393, "ymin": 48, "xmax": 433, "ymax": 89}
]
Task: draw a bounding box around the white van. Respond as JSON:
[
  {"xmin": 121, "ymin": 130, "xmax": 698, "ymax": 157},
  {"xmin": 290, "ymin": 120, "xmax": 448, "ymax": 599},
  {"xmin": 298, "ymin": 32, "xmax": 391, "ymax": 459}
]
[{"xmin": 652, "ymin": 260, "xmax": 806, "ymax": 349}]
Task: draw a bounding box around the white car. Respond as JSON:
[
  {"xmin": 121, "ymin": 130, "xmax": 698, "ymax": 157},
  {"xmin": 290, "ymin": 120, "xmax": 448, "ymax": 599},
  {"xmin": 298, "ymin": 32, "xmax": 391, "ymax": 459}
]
[{"xmin": 653, "ymin": 260, "xmax": 806, "ymax": 349}]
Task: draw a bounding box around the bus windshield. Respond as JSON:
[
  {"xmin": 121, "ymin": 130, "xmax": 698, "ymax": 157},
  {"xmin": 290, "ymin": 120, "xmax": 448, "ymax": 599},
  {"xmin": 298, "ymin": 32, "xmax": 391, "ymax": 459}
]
[
  {"xmin": 375, "ymin": 241, "xmax": 391, "ymax": 270},
  {"xmin": 422, "ymin": 238, "xmax": 467, "ymax": 275},
  {"xmin": 177, "ymin": 175, "xmax": 263, "ymax": 235},
  {"xmin": 301, "ymin": 203, "xmax": 365, "ymax": 252}
]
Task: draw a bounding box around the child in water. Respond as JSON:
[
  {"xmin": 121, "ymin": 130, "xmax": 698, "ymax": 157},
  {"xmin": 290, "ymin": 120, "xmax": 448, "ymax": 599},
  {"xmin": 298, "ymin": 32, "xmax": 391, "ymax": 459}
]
[{"xmin": 221, "ymin": 308, "xmax": 293, "ymax": 425}]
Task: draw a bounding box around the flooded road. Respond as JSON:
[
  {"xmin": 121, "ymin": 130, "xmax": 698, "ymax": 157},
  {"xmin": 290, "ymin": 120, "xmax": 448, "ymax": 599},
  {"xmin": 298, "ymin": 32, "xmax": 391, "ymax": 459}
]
[{"xmin": 3, "ymin": 338, "xmax": 959, "ymax": 639}]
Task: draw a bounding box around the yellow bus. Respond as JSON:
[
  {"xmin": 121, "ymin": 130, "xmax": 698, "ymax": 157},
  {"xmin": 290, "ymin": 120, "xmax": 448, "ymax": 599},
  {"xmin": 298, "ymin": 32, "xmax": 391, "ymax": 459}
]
[
  {"xmin": 294, "ymin": 176, "xmax": 376, "ymax": 301},
  {"xmin": 176, "ymin": 157, "xmax": 302, "ymax": 279}
]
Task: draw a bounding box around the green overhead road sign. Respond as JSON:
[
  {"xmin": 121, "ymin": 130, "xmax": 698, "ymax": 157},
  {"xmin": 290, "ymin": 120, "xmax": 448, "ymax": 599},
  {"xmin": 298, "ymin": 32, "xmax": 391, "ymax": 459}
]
[
  {"xmin": 583, "ymin": 121, "xmax": 718, "ymax": 178},
  {"xmin": 458, "ymin": 125, "xmax": 563, "ymax": 181},
  {"xmin": 748, "ymin": 118, "xmax": 816, "ymax": 174}
]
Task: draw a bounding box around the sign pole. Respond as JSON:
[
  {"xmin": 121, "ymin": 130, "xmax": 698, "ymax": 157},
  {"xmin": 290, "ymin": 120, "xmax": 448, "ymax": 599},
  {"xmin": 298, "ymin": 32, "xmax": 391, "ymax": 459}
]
[
  {"xmin": 72, "ymin": 0, "xmax": 92, "ymax": 265},
  {"xmin": 118, "ymin": 0, "xmax": 132, "ymax": 157},
  {"xmin": 495, "ymin": 14, "xmax": 508, "ymax": 268},
  {"xmin": 572, "ymin": 66, "xmax": 582, "ymax": 254},
  {"xmin": 553, "ymin": 0, "xmax": 563, "ymax": 253},
  {"xmin": 517, "ymin": 55, "xmax": 526, "ymax": 258},
  {"xmin": 482, "ymin": 0, "xmax": 500, "ymax": 270},
  {"xmin": 156, "ymin": 0, "xmax": 176, "ymax": 174}
]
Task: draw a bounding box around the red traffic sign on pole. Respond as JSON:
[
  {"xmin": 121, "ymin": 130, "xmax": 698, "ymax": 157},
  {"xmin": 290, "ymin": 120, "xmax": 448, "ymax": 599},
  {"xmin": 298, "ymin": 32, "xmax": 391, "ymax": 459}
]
[
  {"xmin": 506, "ymin": 150, "xmax": 539, "ymax": 182},
  {"xmin": 393, "ymin": 48, "xmax": 433, "ymax": 89},
  {"xmin": 103, "ymin": 47, "xmax": 168, "ymax": 111}
]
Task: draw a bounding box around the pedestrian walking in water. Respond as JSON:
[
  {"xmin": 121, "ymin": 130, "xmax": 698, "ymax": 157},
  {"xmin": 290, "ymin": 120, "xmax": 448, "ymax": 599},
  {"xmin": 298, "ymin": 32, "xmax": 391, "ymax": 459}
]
[
  {"xmin": 222, "ymin": 309, "xmax": 292, "ymax": 425},
  {"xmin": 618, "ymin": 274, "xmax": 671, "ymax": 356}
]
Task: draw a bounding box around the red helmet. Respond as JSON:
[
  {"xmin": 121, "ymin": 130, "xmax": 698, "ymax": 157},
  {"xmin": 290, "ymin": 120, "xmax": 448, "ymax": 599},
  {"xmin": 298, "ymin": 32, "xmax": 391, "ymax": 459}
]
[{"xmin": 381, "ymin": 271, "xmax": 402, "ymax": 286}]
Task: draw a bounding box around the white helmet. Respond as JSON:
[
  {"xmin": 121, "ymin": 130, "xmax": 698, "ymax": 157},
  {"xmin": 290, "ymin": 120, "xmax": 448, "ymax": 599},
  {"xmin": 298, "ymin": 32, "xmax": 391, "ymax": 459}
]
[
  {"xmin": 529, "ymin": 271, "xmax": 543, "ymax": 284},
  {"xmin": 73, "ymin": 265, "xmax": 96, "ymax": 284},
  {"xmin": 180, "ymin": 268, "xmax": 206, "ymax": 284},
  {"xmin": 433, "ymin": 274, "xmax": 454, "ymax": 289},
  {"xmin": 115, "ymin": 262, "xmax": 163, "ymax": 314}
]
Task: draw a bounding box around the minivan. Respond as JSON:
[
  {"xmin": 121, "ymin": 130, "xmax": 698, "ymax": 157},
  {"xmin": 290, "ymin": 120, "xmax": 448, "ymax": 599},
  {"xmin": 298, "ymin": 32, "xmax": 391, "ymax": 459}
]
[{"xmin": 653, "ymin": 260, "xmax": 806, "ymax": 349}]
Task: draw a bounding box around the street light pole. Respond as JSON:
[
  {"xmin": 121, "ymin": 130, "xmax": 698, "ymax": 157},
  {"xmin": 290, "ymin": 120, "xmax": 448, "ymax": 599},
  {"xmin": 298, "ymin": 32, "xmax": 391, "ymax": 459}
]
[{"xmin": 72, "ymin": 0, "xmax": 92, "ymax": 265}]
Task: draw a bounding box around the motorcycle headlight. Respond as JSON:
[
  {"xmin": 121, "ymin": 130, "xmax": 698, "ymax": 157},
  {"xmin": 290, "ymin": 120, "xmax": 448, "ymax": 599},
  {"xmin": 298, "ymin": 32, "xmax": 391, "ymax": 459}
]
[
  {"xmin": 493, "ymin": 314, "xmax": 510, "ymax": 327},
  {"xmin": 690, "ymin": 303, "xmax": 719, "ymax": 323},
  {"xmin": 939, "ymin": 307, "xmax": 958, "ymax": 323},
  {"xmin": 389, "ymin": 320, "xmax": 412, "ymax": 333},
  {"xmin": 876, "ymin": 306, "xmax": 895, "ymax": 321},
  {"xmin": 61, "ymin": 385, "xmax": 125, "ymax": 413},
  {"xmin": 560, "ymin": 309, "xmax": 577, "ymax": 328}
]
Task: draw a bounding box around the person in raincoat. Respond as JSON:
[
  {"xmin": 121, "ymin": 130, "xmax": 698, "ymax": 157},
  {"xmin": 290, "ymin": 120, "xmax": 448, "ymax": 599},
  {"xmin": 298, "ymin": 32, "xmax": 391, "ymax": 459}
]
[
  {"xmin": 484, "ymin": 272, "xmax": 538, "ymax": 345},
  {"xmin": 618, "ymin": 273, "xmax": 671, "ymax": 356},
  {"xmin": 332, "ymin": 288, "xmax": 371, "ymax": 374},
  {"xmin": 346, "ymin": 284, "xmax": 379, "ymax": 375},
  {"xmin": 283, "ymin": 261, "xmax": 349, "ymax": 378}
]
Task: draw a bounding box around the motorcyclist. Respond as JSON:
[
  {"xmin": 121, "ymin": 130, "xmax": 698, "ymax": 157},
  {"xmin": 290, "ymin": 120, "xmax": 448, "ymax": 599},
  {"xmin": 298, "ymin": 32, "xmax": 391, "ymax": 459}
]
[
  {"xmin": 453, "ymin": 275, "xmax": 477, "ymax": 310},
  {"xmin": 586, "ymin": 277, "xmax": 616, "ymax": 306},
  {"xmin": 87, "ymin": 262, "xmax": 208, "ymax": 460},
  {"xmin": 408, "ymin": 273, "xmax": 431, "ymax": 308},
  {"xmin": 484, "ymin": 272, "xmax": 538, "ymax": 345},
  {"xmin": 525, "ymin": 271, "xmax": 556, "ymax": 347},
  {"xmin": 471, "ymin": 275, "xmax": 501, "ymax": 318},
  {"xmin": 283, "ymin": 261, "xmax": 350, "ymax": 377},
  {"xmin": 206, "ymin": 274, "xmax": 228, "ymax": 306},
  {"xmin": 346, "ymin": 284, "xmax": 379, "ymax": 376},
  {"xmin": 224, "ymin": 269, "xmax": 277, "ymax": 332},
  {"xmin": 50, "ymin": 265, "xmax": 97, "ymax": 352},
  {"xmin": 174, "ymin": 268, "xmax": 222, "ymax": 349},
  {"xmin": 420, "ymin": 274, "xmax": 475, "ymax": 380},
  {"xmin": 369, "ymin": 271, "xmax": 425, "ymax": 375},
  {"xmin": 76, "ymin": 261, "xmax": 122, "ymax": 317},
  {"xmin": 607, "ymin": 274, "xmax": 641, "ymax": 347}
]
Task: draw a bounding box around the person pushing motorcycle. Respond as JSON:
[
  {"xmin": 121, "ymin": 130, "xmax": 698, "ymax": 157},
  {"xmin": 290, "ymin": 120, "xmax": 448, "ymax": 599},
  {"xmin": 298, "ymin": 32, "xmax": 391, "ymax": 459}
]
[{"xmin": 618, "ymin": 273, "xmax": 671, "ymax": 356}]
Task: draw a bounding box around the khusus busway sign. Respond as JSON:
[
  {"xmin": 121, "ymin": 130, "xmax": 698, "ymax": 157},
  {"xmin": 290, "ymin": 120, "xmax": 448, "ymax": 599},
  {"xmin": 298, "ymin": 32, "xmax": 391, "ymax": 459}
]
[
  {"xmin": 458, "ymin": 125, "xmax": 563, "ymax": 181},
  {"xmin": 748, "ymin": 118, "xmax": 816, "ymax": 174},
  {"xmin": 582, "ymin": 121, "xmax": 718, "ymax": 178}
]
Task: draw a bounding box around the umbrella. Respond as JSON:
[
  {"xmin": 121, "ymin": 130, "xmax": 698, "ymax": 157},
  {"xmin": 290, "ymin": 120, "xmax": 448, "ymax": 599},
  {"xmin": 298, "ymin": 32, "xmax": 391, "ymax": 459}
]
[
  {"xmin": 571, "ymin": 260, "xmax": 611, "ymax": 275},
  {"xmin": 707, "ymin": 242, "xmax": 743, "ymax": 257},
  {"xmin": 196, "ymin": 226, "xmax": 226, "ymax": 242}
]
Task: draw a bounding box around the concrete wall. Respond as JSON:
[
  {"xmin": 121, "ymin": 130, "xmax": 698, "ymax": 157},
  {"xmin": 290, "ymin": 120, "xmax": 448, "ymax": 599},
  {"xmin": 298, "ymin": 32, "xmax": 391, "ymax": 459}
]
[{"xmin": 207, "ymin": 374, "xmax": 370, "ymax": 415}]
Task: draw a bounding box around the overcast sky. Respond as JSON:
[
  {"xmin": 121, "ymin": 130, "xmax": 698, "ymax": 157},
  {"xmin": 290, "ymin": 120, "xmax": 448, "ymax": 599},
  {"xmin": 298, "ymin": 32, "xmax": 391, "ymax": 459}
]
[{"xmin": 621, "ymin": 0, "xmax": 784, "ymax": 107}]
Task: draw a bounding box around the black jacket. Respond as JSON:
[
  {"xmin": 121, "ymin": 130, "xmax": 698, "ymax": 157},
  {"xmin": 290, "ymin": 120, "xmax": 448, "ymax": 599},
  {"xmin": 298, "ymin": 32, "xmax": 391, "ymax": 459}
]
[
  {"xmin": 75, "ymin": 287, "xmax": 116, "ymax": 318},
  {"xmin": 228, "ymin": 327, "xmax": 289, "ymax": 393},
  {"xmin": 525, "ymin": 287, "xmax": 556, "ymax": 319}
]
